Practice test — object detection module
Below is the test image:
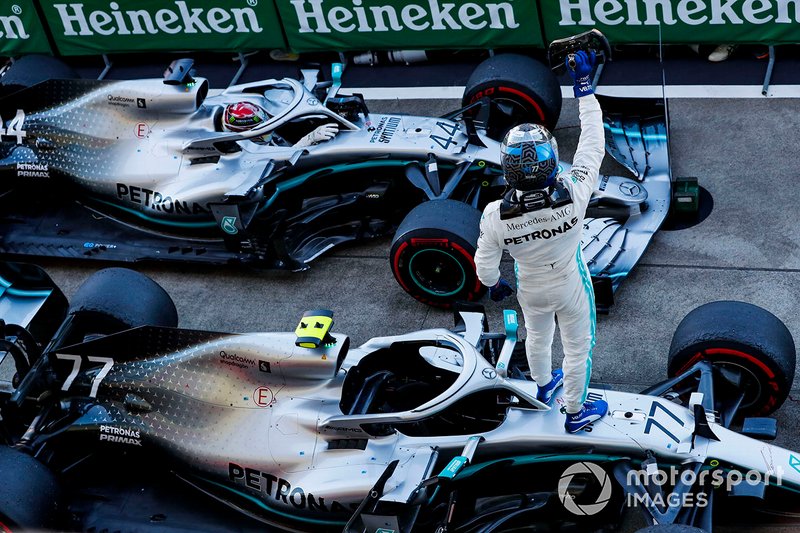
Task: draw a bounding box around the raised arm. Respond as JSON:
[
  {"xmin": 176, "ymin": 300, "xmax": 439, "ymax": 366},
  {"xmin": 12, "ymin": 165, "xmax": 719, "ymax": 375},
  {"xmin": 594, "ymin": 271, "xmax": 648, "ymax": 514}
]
[{"xmin": 565, "ymin": 51, "xmax": 605, "ymax": 205}]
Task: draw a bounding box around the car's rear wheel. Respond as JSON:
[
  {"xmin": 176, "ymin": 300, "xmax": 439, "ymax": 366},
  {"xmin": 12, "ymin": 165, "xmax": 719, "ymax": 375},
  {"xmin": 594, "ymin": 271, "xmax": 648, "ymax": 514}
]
[
  {"xmin": 391, "ymin": 200, "xmax": 484, "ymax": 308},
  {"xmin": 462, "ymin": 54, "xmax": 562, "ymax": 140},
  {"xmin": 58, "ymin": 268, "xmax": 178, "ymax": 347},
  {"xmin": 0, "ymin": 447, "xmax": 60, "ymax": 530},
  {"xmin": 0, "ymin": 55, "xmax": 78, "ymax": 95},
  {"xmin": 668, "ymin": 301, "xmax": 796, "ymax": 416}
]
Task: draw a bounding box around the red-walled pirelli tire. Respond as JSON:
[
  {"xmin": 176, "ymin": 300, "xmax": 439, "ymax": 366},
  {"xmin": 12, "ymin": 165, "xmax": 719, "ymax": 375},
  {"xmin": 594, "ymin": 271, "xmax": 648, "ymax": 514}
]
[
  {"xmin": 668, "ymin": 301, "xmax": 796, "ymax": 417},
  {"xmin": 391, "ymin": 200, "xmax": 485, "ymax": 308},
  {"xmin": 462, "ymin": 53, "xmax": 562, "ymax": 140}
]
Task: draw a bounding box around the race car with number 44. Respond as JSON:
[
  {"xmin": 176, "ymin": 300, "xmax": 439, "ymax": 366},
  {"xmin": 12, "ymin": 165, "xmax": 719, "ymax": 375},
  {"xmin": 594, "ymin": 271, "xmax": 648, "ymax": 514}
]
[
  {"xmin": 0, "ymin": 262, "xmax": 797, "ymax": 532},
  {"xmin": 0, "ymin": 31, "xmax": 693, "ymax": 310}
]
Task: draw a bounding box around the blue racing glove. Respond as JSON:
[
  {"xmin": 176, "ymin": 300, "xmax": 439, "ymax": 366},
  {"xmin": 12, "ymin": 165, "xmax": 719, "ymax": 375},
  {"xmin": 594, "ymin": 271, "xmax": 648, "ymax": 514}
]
[
  {"xmin": 489, "ymin": 278, "xmax": 514, "ymax": 302},
  {"xmin": 568, "ymin": 50, "xmax": 597, "ymax": 98}
]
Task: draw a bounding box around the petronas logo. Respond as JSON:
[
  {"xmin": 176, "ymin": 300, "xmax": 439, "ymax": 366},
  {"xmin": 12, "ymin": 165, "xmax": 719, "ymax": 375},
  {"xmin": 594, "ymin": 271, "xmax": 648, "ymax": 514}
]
[{"xmin": 221, "ymin": 216, "xmax": 239, "ymax": 235}]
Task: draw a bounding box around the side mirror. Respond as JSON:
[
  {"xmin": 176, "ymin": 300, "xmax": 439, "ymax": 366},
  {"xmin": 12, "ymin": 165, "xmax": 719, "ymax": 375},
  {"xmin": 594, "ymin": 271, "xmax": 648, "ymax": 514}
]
[{"xmin": 325, "ymin": 63, "xmax": 344, "ymax": 104}]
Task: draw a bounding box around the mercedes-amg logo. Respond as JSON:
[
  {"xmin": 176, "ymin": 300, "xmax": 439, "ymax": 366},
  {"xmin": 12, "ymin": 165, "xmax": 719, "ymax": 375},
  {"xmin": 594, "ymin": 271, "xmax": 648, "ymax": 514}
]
[
  {"xmin": 618, "ymin": 182, "xmax": 641, "ymax": 197},
  {"xmin": 557, "ymin": 462, "xmax": 613, "ymax": 515}
]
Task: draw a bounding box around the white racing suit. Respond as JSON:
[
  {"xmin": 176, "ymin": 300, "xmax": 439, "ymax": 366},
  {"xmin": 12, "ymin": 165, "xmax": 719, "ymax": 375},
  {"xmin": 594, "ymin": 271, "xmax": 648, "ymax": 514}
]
[{"xmin": 475, "ymin": 95, "xmax": 604, "ymax": 413}]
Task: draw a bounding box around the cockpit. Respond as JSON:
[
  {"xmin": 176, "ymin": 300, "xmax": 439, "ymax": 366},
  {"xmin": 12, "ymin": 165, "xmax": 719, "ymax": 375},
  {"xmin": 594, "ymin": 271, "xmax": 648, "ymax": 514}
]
[
  {"xmin": 335, "ymin": 334, "xmax": 539, "ymax": 438},
  {"xmin": 212, "ymin": 78, "xmax": 361, "ymax": 146}
]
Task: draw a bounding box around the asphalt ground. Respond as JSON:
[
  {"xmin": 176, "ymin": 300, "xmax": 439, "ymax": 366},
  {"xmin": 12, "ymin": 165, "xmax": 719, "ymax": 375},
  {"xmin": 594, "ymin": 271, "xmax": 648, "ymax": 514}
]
[{"xmin": 4, "ymin": 75, "xmax": 800, "ymax": 530}]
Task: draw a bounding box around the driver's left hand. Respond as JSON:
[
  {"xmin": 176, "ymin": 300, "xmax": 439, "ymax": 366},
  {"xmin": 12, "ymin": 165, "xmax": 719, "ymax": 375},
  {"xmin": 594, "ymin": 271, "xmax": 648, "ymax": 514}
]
[
  {"xmin": 296, "ymin": 123, "xmax": 339, "ymax": 147},
  {"xmin": 568, "ymin": 50, "xmax": 597, "ymax": 98}
]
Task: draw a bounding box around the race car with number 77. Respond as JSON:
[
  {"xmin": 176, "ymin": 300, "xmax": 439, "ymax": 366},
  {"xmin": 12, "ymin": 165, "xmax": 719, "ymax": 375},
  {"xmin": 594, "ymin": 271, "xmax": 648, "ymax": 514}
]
[{"xmin": 0, "ymin": 262, "xmax": 797, "ymax": 532}]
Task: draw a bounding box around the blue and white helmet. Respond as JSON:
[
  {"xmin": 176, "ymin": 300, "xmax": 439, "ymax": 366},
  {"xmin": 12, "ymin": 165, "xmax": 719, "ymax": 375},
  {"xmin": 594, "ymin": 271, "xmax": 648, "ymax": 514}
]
[{"xmin": 500, "ymin": 124, "xmax": 559, "ymax": 192}]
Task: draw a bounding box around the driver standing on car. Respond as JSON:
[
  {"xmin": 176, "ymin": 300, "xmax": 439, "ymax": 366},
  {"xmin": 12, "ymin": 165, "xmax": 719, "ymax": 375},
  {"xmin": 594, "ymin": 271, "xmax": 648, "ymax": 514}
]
[
  {"xmin": 474, "ymin": 51, "xmax": 608, "ymax": 433},
  {"xmin": 222, "ymin": 101, "xmax": 339, "ymax": 147}
]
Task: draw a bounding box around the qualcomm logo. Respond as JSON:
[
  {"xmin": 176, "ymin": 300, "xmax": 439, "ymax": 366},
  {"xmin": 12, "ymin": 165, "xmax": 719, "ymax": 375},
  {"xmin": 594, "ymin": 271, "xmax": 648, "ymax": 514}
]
[{"xmin": 557, "ymin": 462, "xmax": 613, "ymax": 515}]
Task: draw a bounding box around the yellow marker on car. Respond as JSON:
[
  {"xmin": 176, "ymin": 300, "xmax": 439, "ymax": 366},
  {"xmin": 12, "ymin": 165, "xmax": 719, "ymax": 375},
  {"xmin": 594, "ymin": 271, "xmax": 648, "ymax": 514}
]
[{"xmin": 295, "ymin": 309, "xmax": 334, "ymax": 348}]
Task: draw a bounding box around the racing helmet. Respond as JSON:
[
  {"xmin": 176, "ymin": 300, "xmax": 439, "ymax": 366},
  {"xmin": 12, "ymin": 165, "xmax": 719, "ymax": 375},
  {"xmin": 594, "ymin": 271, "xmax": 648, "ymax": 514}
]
[
  {"xmin": 500, "ymin": 124, "xmax": 559, "ymax": 192},
  {"xmin": 222, "ymin": 101, "xmax": 268, "ymax": 133}
]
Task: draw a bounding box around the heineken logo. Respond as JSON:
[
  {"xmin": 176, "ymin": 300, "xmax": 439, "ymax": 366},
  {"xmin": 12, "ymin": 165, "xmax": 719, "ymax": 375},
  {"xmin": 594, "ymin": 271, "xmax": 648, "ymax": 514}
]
[
  {"xmin": 52, "ymin": 1, "xmax": 264, "ymax": 37},
  {"xmin": 558, "ymin": 0, "xmax": 800, "ymax": 26},
  {"xmin": 0, "ymin": 6, "xmax": 29, "ymax": 40},
  {"xmin": 290, "ymin": 0, "xmax": 520, "ymax": 33}
]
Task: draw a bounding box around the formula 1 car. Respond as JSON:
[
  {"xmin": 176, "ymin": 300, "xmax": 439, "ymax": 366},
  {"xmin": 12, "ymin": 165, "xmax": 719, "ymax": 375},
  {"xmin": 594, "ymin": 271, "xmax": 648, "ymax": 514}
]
[
  {"xmin": 0, "ymin": 36, "xmax": 677, "ymax": 311},
  {"xmin": 1, "ymin": 263, "xmax": 798, "ymax": 532}
]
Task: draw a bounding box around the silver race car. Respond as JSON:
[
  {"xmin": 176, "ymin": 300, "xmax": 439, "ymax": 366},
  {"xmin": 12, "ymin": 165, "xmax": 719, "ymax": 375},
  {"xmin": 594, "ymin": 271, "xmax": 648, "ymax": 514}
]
[
  {"xmin": 0, "ymin": 35, "xmax": 687, "ymax": 310},
  {"xmin": 1, "ymin": 263, "xmax": 796, "ymax": 532}
]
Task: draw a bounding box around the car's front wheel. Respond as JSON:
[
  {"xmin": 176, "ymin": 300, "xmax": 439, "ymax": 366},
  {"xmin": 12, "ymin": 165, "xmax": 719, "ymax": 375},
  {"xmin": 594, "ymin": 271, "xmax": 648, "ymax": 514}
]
[
  {"xmin": 391, "ymin": 200, "xmax": 485, "ymax": 308},
  {"xmin": 668, "ymin": 301, "xmax": 796, "ymax": 417}
]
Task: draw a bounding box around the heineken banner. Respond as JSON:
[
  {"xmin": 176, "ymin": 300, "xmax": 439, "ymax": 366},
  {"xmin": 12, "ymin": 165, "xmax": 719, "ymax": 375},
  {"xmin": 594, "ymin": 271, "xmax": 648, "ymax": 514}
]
[
  {"xmin": 542, "ymin": 0, "xmax": 800, "ymax": 44},
  {"xmin": 39, "ymin": 0, "xmax": 286, "ymax": 55},
  {"xmin": 0, "ymin": 1, "xmax": 51, "ymax": 55},
  {"xmin": 276, "ymin": 0, "xmax": 545, "ymax": 51}
]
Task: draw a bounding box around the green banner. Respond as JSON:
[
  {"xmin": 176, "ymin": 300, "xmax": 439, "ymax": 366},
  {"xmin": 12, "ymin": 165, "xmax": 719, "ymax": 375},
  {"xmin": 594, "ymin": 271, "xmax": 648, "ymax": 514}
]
[
  {"xmin": 541, "ymin": 0, "xmax": 800, "ymax": 44},
  {"xmin": 39, "ymin": 0, "xmax": 286, "ymax": 55},
  {"xmin": 277, "ymin": 0, "xmax": 544, "ymax": 52},
  {"xmin": 0, "ymin": 1, "xmax": 52, "ymax": 55}
]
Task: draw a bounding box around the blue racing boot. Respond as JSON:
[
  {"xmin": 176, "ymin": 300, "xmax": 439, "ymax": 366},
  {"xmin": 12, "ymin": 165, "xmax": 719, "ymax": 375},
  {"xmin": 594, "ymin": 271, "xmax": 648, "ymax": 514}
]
[
  {"xmin": 565, "ymin": 400, "xmax": 609, "ymax": 433},
  {"xmin": 536, "ymin": 369, "xmax": 564, "ymax": 405}
]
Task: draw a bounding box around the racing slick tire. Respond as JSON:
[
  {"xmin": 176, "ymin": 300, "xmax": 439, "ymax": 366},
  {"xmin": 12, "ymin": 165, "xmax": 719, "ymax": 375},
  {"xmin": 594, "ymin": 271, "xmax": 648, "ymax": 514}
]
[
  {"xmin": 462, "ymin": 54, "xmax": 562, "ymax": 139},
  {"xmin": 0, "ymin": 55, "xmax": 78, "ymax": 95},
  {"xmin": 391, "ymin": 200, "xmax": 485, "ymax": 308},
  {"xmin": 668, "ymin": 301, "xmax": 796, "ymax": 416},
  {"xmin": 0, "ymin": 447, "xmax": 60, "ymax": 530},
  {"xmin": 68, "ymin": 268, "xmax": 179, "ymax": 335}
]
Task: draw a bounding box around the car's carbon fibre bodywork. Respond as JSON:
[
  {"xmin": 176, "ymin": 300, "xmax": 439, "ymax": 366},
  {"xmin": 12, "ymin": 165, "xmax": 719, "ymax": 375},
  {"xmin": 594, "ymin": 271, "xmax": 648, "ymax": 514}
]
[
  {"xmin": 2, "ymin": 267, "xmax": 800, "ymax": 532},
  {"xmin": 0, "ymin": 67, "xmax": 669, "ymax": 309}
]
